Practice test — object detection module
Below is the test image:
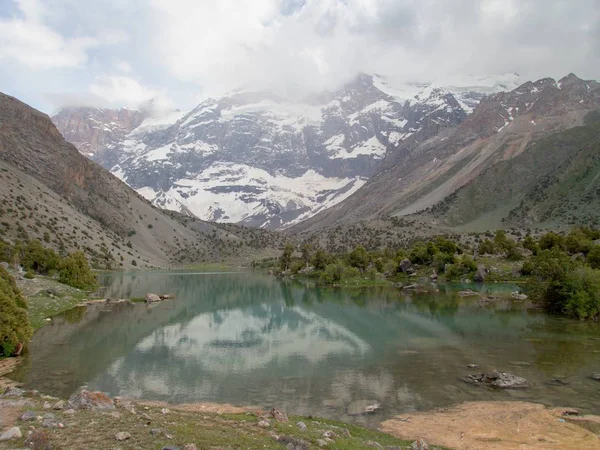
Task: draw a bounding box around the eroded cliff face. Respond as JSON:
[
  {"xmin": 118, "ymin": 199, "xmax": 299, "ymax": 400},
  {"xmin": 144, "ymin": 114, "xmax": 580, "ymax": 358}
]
[{"xmin": 51, "ymin": 107, "xmax": 145, "ymax": 158}]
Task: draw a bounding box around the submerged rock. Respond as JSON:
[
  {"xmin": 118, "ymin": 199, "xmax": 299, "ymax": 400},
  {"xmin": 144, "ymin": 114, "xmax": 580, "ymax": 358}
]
[
  {"xmin": 457, "ymin": 290, "xmax": 480, "ymax": 297},
  {"xmin": 347, "ymin": 400, "xmax": 382, "ymax": 416},
  {"xmin": 69, "ymin": 390, "xmax": 115, "ymax": 410},
  {"xmin": 463, "ymin": 370, "xmax": 528, "ymax": 389},
  {"xmin": 591, "ymin": 373, "xmax": 600, "ymax": 381}
]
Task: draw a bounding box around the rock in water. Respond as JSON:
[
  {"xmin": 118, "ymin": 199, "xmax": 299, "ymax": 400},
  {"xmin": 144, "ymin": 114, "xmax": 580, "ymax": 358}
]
[
  {"xmin": 511, "ymin": 291, "xmax": 528, "ymax": 300},
  {"xmin": 145, "ymin": 293, "xmax": 161, "ymax": 303},
  {"xmin": 591, "ymin": 373, "xmax": 600, "ymax": 381},
  {"xmin": 115, "ymin": 431, "xmax": 131, "ymax": 441},
  {"xmin": 347, "ymin": 400, "xmax": 382, "ymax": 416},
  {"xmin": 0, "ymin": 427, "xmax": 22, "ymax": 441},
  {"xmin": 68, "ymin": 390, "xmax": 115, "ymax": 410},
  {"xmin": 463, "ymin": 370, "xmax": 528, "ymax": 389},
  {"xmin": 457, "ymin": 290, "xmax": 480, "ymax": 297}
]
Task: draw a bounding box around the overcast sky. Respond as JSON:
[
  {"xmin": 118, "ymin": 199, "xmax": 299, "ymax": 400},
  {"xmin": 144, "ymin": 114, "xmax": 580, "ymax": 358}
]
[{"xmin": 1, "ymin": 0, "xmax": 599, "ymax": 114}]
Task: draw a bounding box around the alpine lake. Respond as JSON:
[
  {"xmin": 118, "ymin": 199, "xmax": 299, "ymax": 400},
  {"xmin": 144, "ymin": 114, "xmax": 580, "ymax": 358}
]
[{"xmin": 9, "ymin": 270, "xmax": 600, "ymax": 427}]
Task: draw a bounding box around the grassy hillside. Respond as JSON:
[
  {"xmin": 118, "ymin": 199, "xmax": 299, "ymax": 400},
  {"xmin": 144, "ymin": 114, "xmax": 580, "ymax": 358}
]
[{"xmin": 429, "ymin": 111, "xmax": 600, "ymax": 230}]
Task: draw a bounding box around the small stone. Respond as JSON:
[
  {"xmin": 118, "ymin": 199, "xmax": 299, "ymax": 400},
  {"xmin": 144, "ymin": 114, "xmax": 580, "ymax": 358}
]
[
  {"xmin": 322, "ymin": 430, "xmax": 336, "ymax": 439},
  {"xmin": 258, "ymin": 419, "xmax": 271, "ymax": 428},
  {"xmin": 140, "ymin": 412, "xmax": 152, "ymax": 420},
  {"xmin": 150, "ymin": 428, "xmax": 163, "ymax": 435},
  {"xmin": 467, "ymin": 364, "xmax": 479, "ymax": 369},
  {"xmin": 183, "ymin": 445, "xmax": 198, "ymax": 450},
  {"xmin": 20, "ymin": 410, "xmax": 38, "ymax": 421},
  {"xmin": 269, "ymin": 408, "xmax": 288, "ymax": 423},
  {"xmin": 0, "ymin": 426, "xmax": 22, "ymax": 441},
  {"xmin": 53, "ymin": 400, "xmax": 66, "ymax": 410},
  {"xmin": 411, "ymin": 438, "xmax": 429, "ymax": 450},
  {"xmin": 161, "ymin": 408, "xmax": 170, "ymax": 414},
  {"xmin": 58, "ymin": 423, "xmax": 64, "ymax": 429},
  {"xmin": 45, "ymin": 318, "xmax": 51, "ymax": 322},
  {"xmin": 592, "ymin": 373, "xmax": 600, "ymax": 381},
  {"xmin": 106, "ymin": 411, "xmax": 122, "ymax": 420},
  {"xmin": 115, "ymin": 431, "xmax": 131, "ymax": 441},
  {"xmin": 296, "ymin": 421, "xmax": 307, "ymax": 430},
  {"xmin": 63, "ymin": 409, "xmax": 76, "ymax": 415},
  {"xmin": 316, "ymin": 439, "xmax": 328, "ymax": 447},
  {"xmin": 43, "ymin": 401, "xmax": 52, "ymax": 409},
  {"xmin": 347, "ymin": 400, "xmax": 382, "ymax": 416},
  {"xmin": 3, "ymin": 387, "xmax": 25, "ymax": 397},
  {"xmin": 42, "ymin": 418, "xmax": 59, "ymax": 429}
]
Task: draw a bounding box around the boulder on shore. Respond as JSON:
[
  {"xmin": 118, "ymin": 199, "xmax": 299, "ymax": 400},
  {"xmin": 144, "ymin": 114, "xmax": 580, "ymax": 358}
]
[
  {"xmin": 462, "ymin": 370, "xmax": 528, "ymax": 389},
  {"xmin": 68, "ymin": 390, "xmax": 115, "ymax": 410},
  {"xmin": 511, "ymin": 291, "xmax": 528, "ymax": 300},
  {"xmin": 474, "ymin": 265, "xmax": 486, "ymax": 283},
  {"xmin": 399, "ymin": 259, "xmax": 412, "ymax": 273}
]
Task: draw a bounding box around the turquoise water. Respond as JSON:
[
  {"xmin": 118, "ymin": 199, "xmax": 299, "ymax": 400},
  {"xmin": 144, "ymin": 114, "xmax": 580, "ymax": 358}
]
[{"xmin": 11, "ymin": 271, "xmax": 600, "ymax": 425}]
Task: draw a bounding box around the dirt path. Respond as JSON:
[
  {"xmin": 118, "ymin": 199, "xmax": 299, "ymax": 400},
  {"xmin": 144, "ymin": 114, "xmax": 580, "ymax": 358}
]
[{"xmin": 380, "ymin": 401, "xmax": 600, "ymax": 450}]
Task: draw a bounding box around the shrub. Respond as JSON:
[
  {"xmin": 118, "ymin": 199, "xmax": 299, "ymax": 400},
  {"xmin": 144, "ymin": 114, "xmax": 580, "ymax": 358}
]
[
  {"xmin": 289, "ymin": 260, "xmax": 304, "ymax": 274},
  {"xmin": 343, "ymin": 266, "xmax": 361, "ymax": 279},
  {"xmin": 478, "ymin": 239, "xmax": 496, "ymax": 255},
  {"xmin": 280, "ymin": 243, "xmax": 294, "ymax": 271},
  {"xmin": 21, "ymin": 239, "xmax": 59, "ymax": 275},
  {"xmin": 58, "ymin": 251, "xmax": 97, "ymax": 289},
  {"xmin": 539, "ymin": 232, "xmax": 565, "ymax": 251},
  {"xmin": 312, "ymin": 249, "xmax": 331, "ymax": 271},
  {"xmin": 0, "ymin": 266, "xmax": 32, "ymax": 357},
  {"xmin": 561, "ymin": 267, "xmax": 600, "ymax": 320},
  {"xmin": 588, "ymin": 246, "xmax": 600, "ymax": 270},
  {"xmin": 348, "ymin": 246, "xmax": 369, "ymax": 271},
  {"xmin": 321, "ymin": 263, "xmax": 344, "ymax": 284}
]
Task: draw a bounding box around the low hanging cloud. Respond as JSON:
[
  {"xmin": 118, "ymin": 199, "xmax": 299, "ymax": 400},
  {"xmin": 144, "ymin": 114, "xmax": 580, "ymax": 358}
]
[{"xmin": 0, "ymin": 0, "xmax": 599, "ymax": 112}]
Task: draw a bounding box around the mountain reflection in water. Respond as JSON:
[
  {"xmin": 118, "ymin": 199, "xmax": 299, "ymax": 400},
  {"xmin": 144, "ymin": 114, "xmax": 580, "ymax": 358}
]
[{"xmin": 10, "ymin": 271, "xmax": 600, "ymax": 426}]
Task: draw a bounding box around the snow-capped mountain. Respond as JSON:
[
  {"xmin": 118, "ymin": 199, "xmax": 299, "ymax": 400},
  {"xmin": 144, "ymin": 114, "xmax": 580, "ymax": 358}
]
[{"xmin": 53, "ymin": 73, "xmax": 520, "ymax": 229}]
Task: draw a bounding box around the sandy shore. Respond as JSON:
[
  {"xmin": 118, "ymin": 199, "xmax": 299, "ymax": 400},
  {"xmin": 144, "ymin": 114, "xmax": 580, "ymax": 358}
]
[{"xmin": 380, "ymin": 400, "xmax": 600, "ymax": 449}]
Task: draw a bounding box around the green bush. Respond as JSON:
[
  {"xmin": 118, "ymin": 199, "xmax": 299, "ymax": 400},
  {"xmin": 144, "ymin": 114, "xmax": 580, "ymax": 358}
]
[
  {"xmin": 561, "ymin": 267, "xmax": 600, "ymax": 320},
  {"xmin": 321, "ymin": 263, "xmax": 345, "ymax": 284},
  {"xmin": 58, "ymin": 251, "xmax": 97, "ymax": 289},
  {"xmin": 539, "ymin": 232, "xmax": 565, "ymax": 251},
  {"xmin": 312, "ymin": 249, "xmax": 331, "ymax": 271},
  {"xmin": 0, "ymin": 266, "xmax": 32, "ymax": 357},
  {"xmin": 348, "ymin": 246, "xmax": 370, "ymax": 270},
  {"xmin": 21, "ymin": 239, "xmax": 60, "ymax": 275},
  {"xmin": 588, "ymin": 246, "xmax": 600, "ymax": 270},
  {"xmin": 478, "ymin": 239, "xmax": 496, "ymax": 255},
  {"xmin": 343, "ymin": 266, "xmax": 361, "ymax": 279},
  {"xmin": 289, "ymin": 260, "xmax": 304, "ymax": 274}
]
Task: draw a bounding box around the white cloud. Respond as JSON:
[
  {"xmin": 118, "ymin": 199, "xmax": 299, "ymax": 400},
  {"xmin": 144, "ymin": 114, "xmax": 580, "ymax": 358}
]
[
  {"xmin": 115, "ymin": 61, "xmax": 133, "ymax": 73},
  {"xmin": 0, "ymin": 0, "xmax": 97, "ymax": 69},
  {"xmin": 88, "ymin": 74, "xmax": 173, "ymax": 110},
  {"xmin": 1, "ymin": 0, "xmax": 599, "ymax": 112}
]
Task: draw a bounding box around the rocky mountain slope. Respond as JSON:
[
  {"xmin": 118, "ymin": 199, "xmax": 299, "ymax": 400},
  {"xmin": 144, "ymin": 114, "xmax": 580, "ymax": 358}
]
[
  {"xmin": 429, "ymin": 110, "xmax": 600, "ymax": 229},
  {"xmin": 0, "ymin": 92, "xmax": 283, "ymax": 268},
  {"xmin": 53, "ymin": 74, "xmax": 520, "ymax": 229},
  {"xmin": 51, "ymin": 107, "xmax": 146, "ymax": 158},
  {"xmin": 294, "ymin": 74, "xmax": 600, "ymax": 233}
]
